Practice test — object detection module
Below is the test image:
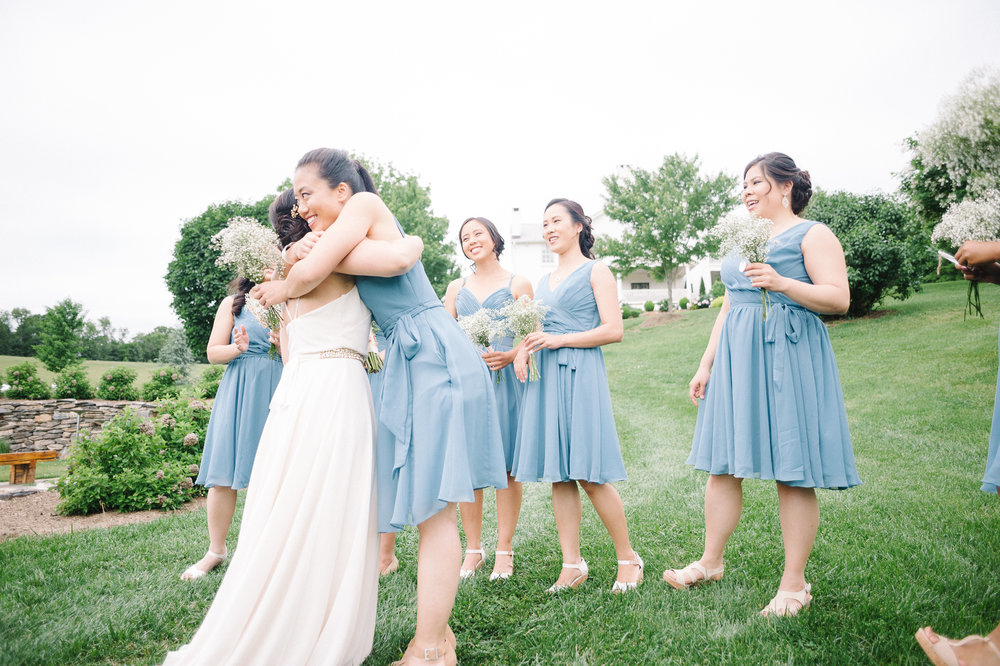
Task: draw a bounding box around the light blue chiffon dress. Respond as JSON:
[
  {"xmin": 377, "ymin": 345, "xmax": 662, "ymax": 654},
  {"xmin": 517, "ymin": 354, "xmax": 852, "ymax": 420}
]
[
  {"xmin": 687, "ymin": 221, "xmax": 861, "ymax": 490},
  {"xmin": 356, "ymin": 253, "xmax": 507, "ymax": 532},
  {"xmin": 196, "ymin": 305, "xmax": 283, "ymax": 489},
  {"xmin": 455, "ymin": 274, "xmax": 524, "ymax": 472},
  {"xmin": 511, "ymin": 261, "xmax": 627, "ymax": 484},
  {"xmin": 982, "ymin": 327, "xmax": 1000, "ymax": 493}
]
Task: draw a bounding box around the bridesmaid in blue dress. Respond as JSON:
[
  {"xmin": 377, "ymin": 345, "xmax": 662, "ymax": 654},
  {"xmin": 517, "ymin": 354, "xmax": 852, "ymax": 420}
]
[
  {"xmin": 512, "ymin": 198, "xmax": 644, "ymax": 594},
  {"xmin": 664, "ymin": 153, "xmax": 859, "ymax": 617},
  {"xmin": 254, "ymin": 149, "xmax": 506, "ymax": 666},
  {"xmin": 180, "ymin": 277, "xmax": 283, "ymax": 581},
  {"xmin": 443, "ymin": 216, "xmax": 533, "ymax": 581}
]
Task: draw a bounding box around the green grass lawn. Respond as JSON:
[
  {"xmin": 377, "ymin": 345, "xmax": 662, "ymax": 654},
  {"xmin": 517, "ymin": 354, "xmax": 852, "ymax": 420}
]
[
  {"xmin": 2, "ymin": 281, "xmax": 999, "ymax": 664},
  {"xmin": 0, "ymin": 357, "xmax": 214, "ymax": 393}
]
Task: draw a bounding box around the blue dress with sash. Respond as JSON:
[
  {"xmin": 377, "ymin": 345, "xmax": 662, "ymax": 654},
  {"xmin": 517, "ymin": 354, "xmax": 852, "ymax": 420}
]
[
  {"xmin": 511, "ymin": 261, "xmax": 627, "ymax": 484},
  {"xmin": 455, "ymin": 274, "xmax": 523, "ymax": 472},
  {"xmin": 687, "ymin": 221, "xmax": 861, "ymax": 489},
  {"xmin": 356, "ymin": 255, "xmax": 507, "ymax": 532},
  {"xmin": 983, "ymin": 327, "xmax": 1000, "ymax": 493}
]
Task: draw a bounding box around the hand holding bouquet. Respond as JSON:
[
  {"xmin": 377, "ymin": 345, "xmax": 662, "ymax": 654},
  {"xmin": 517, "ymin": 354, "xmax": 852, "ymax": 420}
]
[
  {"xmin": 931, "ymin": 191, "xmax": 1000, "ymax": 319},
  {"xmin": 458, "ymin": 309, "xmax": 506, "ymax": 383},
  {"xmin": 498, "ymin": 295, "xmax": 551, "ymax": 381},
  {"xmin": 710, "ymin": 210, "xmax": 773, "ymax": 320}
]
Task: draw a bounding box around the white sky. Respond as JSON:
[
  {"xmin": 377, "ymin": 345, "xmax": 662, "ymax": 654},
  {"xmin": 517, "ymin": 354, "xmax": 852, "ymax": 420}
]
[{"xmin": 2, "ymin": 0, "xmax": 998, "ymax": 335}]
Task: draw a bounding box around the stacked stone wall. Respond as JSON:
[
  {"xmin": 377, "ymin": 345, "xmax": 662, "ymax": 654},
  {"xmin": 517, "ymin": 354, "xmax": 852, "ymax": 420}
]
[{"xmin": 0, "ymin": 399, "xmax": 158, "ymax": 456}]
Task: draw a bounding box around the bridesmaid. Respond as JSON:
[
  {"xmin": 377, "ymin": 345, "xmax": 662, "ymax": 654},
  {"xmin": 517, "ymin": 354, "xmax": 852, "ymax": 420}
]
[
  {"xmin": 664, "ymin": 152, "xmax": 859, "ymax": 617},
  {"xmin": 443, "ymin": 216, "xmax": 532, "ymax": 581},
  {"xmin": 512, "ymin": 198, "xmax": 643, "ymax": 593},
  {"xmin": 180, "ymin": 276, "xmax": 283, "ymax": 581}
]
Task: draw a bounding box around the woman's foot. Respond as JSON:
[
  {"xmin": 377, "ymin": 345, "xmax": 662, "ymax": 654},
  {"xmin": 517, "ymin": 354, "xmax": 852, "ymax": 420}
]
[
  {"xmin": 662, "ymin": 560, "xmax": 724, "ymax": 590},
  {"xmin": 760, "ymin": 583, "xmax": 812, "ymax": 617},
  {"xmin": 390, "ymin": 639, "xmax": 456, "ymax": 666},
  {"xmin": 916, "ymin": 626, "xmax": 1000, "ymax": 666},
  {"xmin": 459, "ymin": 549, "xmax": 485, "ymax": 579},
  {"xmin": 611, "ymin": 551, "xmax": 644, "ymax": 593},
  {"xmin": 489, "ymin": 550, "xmax": 514, "ymax": 581},
  {"xmin": 380, "ymin": 555, "xmax": 399, "ymax": 577},
  {"xmin": 547, "ymin": 559, "xmax": 589, "ymax": 592},
  {"xmin": 180, "ymin": 548, "xmax": 227, "ymax": 581}
]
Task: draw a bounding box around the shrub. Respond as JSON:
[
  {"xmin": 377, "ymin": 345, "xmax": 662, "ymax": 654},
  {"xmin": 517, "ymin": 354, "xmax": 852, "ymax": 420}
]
[
  {"xmin": 678, "ymin": 297, "xmax": 690, "ymax": 310},
  {"xmin": 621, "ymin": 303, "xmax": 641, "ymax": 319},
  {"xmin": 695, "ymin": 298, "xmax": 712, "ymax": 309},
  {"xmin": 643, "ymin": 300, "xmax": 655, "ymax": 312},
  {"xmin": 2, "ymin": 362, "xmax": 50, "ymax": 399},
  {"xmin": 141, "ymin": 366, "xmax": 185, "ymax": 401},
  {"xmin": 196, "ymin": 365, "xmax": 225, "ymax": 399},
  {"xmin": 711, "ymin": 296, "xmax": 724, "ymax": 308},
  {"xmin": 96, "ymin": 366, "xmax": 139, "ymax": 401},
  {"xmin": 656, "ymin": 298, "xmax": 671, "ymax": 311},
  {"xmin": 56, "ymin": 398, "xmax": 210, "ymax": 515},
  {"xmin": 711, "ymin": 280, "xmax": 725, "ymax": 298},
  {"xmin": 54, "ymin": 365, "xmax": 95, "ymax": 399},
  {"xmin": 0, "ymin": 438, "xmax": 10, "ymax": 454}
]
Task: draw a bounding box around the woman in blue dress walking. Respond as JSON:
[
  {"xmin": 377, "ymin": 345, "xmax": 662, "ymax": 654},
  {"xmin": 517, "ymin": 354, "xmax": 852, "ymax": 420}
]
[
  {"xmin": 664, "ymin": 152, "xmax": 859, "ymax": 617},
  {"xmin": 444, "ymin": 216, "xmax": 533, "ymax": 581},
  {"xmin": 512, "ymin": 198, "xmax": 644, "ymax": 594}
]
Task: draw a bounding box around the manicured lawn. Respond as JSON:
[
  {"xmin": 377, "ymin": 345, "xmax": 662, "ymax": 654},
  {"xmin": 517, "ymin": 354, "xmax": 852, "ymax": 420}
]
[
  {"xmin": 0, "ymin": 356, "xmax": 214, "ymax": 393},
  {"xmin": 34, "ymin": 459, "xmax": 68, "ymax": 480},
  {"xmin": 1, "ymin": 281, "xmax": 999, "ymax": 664}
]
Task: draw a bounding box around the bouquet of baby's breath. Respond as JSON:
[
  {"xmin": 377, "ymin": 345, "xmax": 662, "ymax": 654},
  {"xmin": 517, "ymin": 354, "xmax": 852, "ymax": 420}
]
[
  {"xmin": 212, "ymin": 217, "xmax": 285, "ymax": 357},
  {"xmin": 710, "ymin": 210, "xmax": 773, "ymax": 320},
  {"xmin": 931, "ymin": 191, "xmax": 1000, "ymax": 319},
  {"xmin": 458, "ymin": 309, "xmax": 507, "ymax": 383},
  {"xmin": 365, "ymin": 322, "xmax": 384, "ymax": 374},
  {"xmin": 498, "ymin": 295, "xmax": 551, "ymax": 381}
]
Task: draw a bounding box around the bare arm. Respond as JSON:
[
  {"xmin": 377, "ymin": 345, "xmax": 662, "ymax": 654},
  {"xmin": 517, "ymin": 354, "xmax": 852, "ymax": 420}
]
[
  {"xmin": 205, "ymin": 298, "xmax": 248, "ymax": 364},
  {"xmin": 282, "ymin": 230, "xmax": 422, "ymax": 277},
  {"xmin": 522, "ymin": 262, "xmax": 623, "ymax": 352},
  {"xmin": 689, "ymin": 293, "xmax": 731, "ymax": 405},
  {"xmin": 443, "ymin": 279, "xmax": 462, "ymax": 319}
]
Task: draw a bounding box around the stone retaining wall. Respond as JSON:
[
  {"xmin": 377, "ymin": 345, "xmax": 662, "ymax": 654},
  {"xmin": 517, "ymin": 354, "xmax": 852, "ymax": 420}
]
[{"xmin": 0, "ymin": 399, "xmax": 159, "ymax": 456}]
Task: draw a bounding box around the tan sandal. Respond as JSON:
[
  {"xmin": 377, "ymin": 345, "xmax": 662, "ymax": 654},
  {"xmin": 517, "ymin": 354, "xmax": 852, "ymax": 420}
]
[
  {"xmin": 546, "ymin": 559, "xmax": 588, "ymax": 593},
  {"xmin": 459, "ymin": 548, "xmax": 485, "ymax": 579},
  {"xmin": 179, "ymin": 548, "xmax": 227, "ymax": 581},
  {"xmin": 916, "ymin": 626, "xmax": 1000, "ymax": 666},
  {"xmin": 759, "ymin": 583, "xmax": 812, "ymax": 617},
  {"xmin": 662, "ymin": 561, "xmax": 724, "ymax": 590}
]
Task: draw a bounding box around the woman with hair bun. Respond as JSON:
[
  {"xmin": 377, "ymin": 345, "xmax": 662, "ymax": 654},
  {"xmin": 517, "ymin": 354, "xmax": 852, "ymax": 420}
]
[
  {"xmin": 663, "ymin": 152, "xmax": 859, "ymax": 617},
  {"xmin": 512, "ymin": 198, "xmax": 643, "ymax": 594}
]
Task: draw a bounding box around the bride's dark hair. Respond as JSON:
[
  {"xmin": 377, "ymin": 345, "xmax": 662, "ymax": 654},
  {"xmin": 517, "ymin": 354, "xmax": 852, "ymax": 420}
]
[
  {"xmin": 269, "ymin": 188, "xmax": 310, "ymax": 249},
  {"xmin": 230, "ymin": 277, "xmax": 255, "ymax": 317},
  {"xmin": 297, "ymin": 148, "xmax": 379, "ymax": 196}
]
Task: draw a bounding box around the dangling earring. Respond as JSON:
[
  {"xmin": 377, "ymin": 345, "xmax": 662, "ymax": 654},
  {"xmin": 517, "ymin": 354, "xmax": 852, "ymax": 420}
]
[{"xmin": 781, "ymin": 196, "xmax": 790, "ymax": 209}]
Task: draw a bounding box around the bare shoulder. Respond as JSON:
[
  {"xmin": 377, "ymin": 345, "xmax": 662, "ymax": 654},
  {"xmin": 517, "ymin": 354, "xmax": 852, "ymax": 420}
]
[
  {"xmin": 802, "ymin": 221, "xmax": 841, "ymax": 247},
  {"xmin": 216, "ymin": 296, "xmax": 235, "ymax": 315},
  {"xmin": 511, "ymin": 274, "xmax": 534, "ymax": 297},
  {"xmin": 444, "ymin": 277, "xmax": 464, "ymax": 298},
  {"xmin": 590, "ymin": 260, "xmax": 616, "ymax": 282}
]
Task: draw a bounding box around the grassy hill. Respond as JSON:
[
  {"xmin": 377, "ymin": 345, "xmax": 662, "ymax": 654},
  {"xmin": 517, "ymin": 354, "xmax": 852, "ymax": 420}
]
[{"xmin": 0, "ymin": 356, "xmax": 214, "ymax": 392}]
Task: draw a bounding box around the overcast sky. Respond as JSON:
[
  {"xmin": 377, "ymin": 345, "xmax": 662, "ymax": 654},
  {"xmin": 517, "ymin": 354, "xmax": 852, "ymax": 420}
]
[{"xmin": 2, "ymin": 0, "xmax": 998, "ymax": 336}]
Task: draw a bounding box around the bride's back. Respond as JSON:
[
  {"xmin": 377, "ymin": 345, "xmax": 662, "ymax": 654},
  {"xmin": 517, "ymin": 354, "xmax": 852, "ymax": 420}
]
[{"xmin": 286, "ymin": 274, "xmax": 371, "ymax": 358}]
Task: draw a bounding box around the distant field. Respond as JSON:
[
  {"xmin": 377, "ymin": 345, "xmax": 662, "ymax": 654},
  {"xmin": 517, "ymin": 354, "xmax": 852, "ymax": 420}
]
[{"xmin": 0, "ymin": 356, "xmax": 215, "ymax": 389}]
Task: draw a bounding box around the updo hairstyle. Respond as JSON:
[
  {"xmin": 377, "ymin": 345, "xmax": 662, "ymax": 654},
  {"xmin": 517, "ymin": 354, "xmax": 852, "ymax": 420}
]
[
  {"xmin": 545, "ymin": 198, "xmax": 596, "ymax": 259},
  {"xmin": 458, "ymin": 217, "xmax": 505, "ymax": 261},
  {"xmin": 296, "ymin": 148, "xmax": 379, "ymax": 196},
  {"xmin": 743, "ymin": 152, "xmax": 813, "ymax": 215}
]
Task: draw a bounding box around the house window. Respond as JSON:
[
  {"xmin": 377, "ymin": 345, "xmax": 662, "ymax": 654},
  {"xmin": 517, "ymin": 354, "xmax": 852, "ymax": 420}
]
[
  {"xmin": 541, "ymin": 247, "xmax": 555, "ymax": 264},
  {"xmin": 630, "ymin": 282, "xmax": 650, "ymax": 290}
]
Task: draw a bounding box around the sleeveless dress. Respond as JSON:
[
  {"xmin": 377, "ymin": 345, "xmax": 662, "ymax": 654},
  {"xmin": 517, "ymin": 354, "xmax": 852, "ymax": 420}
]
[
  {"xmin": 356, "ymin": 257, "xmax": 507, "ymax": 532},
  {"xmin": 196, "ymin": 306, "xmax": 283, "ymax": 489},
  {"xmin": 164, "ymin": 287, "xmax": 379, "ymax": 666},
  {"xmin": 456, "ymin": 273, "xmax": 524, "ymax": 472},
  {"xmin": 511, "ymin": 261, "xmax": 627, "ymax": 484},
  {"xmin": 982, "ymin": 326, "xmax": 1000, "ymax": 493},
  {"xmin": 687, "ymin": 221, "xmax": 861, "ymax": 490}
]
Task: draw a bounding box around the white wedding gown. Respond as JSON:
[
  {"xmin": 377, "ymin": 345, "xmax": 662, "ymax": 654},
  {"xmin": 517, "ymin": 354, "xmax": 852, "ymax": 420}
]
[{"xmin": 165, "ymin": 286, "xmax": 379, "ymax": 666}]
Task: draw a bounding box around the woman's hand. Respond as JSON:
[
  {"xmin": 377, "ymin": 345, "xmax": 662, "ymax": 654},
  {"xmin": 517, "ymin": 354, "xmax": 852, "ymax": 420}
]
[
  {"xmin": 481, "ymin": 348, "xmax": 516, "ymax": 372},
  {"xmin": 250, "ymin": 280, "xmax": 291, "ymax": 308},
  {"xmin": 743, "ymin": 262, "xmax": 789, "ymax": 292},
  {"xmin": 291, "ymin": 231, "xmax": 324, "ymax": 262},
  {"xmin": 268, "ymin": 329, "xmax": 281, "ymax": 350},
  {"xmin": 522, "ymin": 331, "xmax": 564, "ymax": 354},
  {"xmin": 232, "ymin": 325, "xmax": 249, "ymax": 354},
  {"xmin": 513, "ymin": 348, "xmax": 528, "ymax": 382},
  {"xmin": 689, "ymin": 366, "xmax": 710, "ymax": 406},
  {"xmin": 956, "ymin": 240, "xmax": 1000, "ymax": 267}
]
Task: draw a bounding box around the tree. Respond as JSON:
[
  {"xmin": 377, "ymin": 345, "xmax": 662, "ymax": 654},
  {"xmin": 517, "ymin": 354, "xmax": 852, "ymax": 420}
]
[
  {"xmin": 157, "ymin": 327, "xmax": 195, "ymax": 371},
  {"xmin": 125, "ymin": 326, "xmax": 173, "ymax": 362},
  {"xmin": 80, "ymin": 316, "xmax": 129, "ymax": 361},
  {"xmin": 805, "ymin": 190, "xmax": 926, "ymax": 317},
  {"xmin": 2, "ymin": 308, "xmax": 44, "ymax": 357},
  {"xmin": 35, "ymin": 298, "xmax": 86, "ymax": 372},
  {"xmin": 595, "ymin": 154, "xmax": 736, "ymax": 309},
  {"xmin": 364, "ymin": 157, "xmax": 458, "ymax": 297}
]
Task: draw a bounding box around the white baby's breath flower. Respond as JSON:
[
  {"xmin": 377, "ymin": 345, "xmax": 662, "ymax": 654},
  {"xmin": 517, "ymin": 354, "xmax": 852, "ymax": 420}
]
[
  {"xmin": 497, "ymin": 295, "xmax": 551, "ymax": 339},
  {"xmin": 710, "ymin": 209, "xmax": 772, "ymax": 264},
  {"xmin": 931, "ymin": 190, "xmax": 1000, "ymax": 246},
  {"xmin": 211, "ymin": 217, "xmax": 282, "ymax": 283},
  {"xmin": 457, "ymin": 309, "xmax": 505, "ymax": 349}
]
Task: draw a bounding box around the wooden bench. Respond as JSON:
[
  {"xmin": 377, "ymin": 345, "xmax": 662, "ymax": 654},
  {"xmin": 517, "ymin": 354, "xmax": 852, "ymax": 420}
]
[{"xmin": 0, "ymin": 451, "xmax": 60, "ymax": 484}]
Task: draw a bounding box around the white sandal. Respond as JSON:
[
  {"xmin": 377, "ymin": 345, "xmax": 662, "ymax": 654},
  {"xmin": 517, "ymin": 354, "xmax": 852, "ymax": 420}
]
[
  {"xmin": 459, "ymin": 549, "xmax": 485, "ymax": 579},
  {"xmin": 611, "ymin": 551, "xmax": 644, "ymax": 593},
  {"xmin": 489, "ymin": 550, "xmax": 514, "ymax": 581},
  {"xmin": 662, "ymin": 561, "xmax": 724, "ymax": 590},
  {"xmin": 760, "ymin": 583, "xmax": 812, "ymax": 617},
  {"xmin": 180, "ymin": 548, "xmax": 227, "ymax": 581},
  {"xmin": 546, "ymin": 558, "xmax": 589, "ymax": 593}
]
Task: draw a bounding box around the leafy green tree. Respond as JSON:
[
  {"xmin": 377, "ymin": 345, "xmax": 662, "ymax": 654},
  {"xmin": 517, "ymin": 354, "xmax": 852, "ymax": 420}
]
[
  {"xmin": 157, "ymin": 327, "xmax": 195, "ymax": 371},
  {"xmin": 596, "ymin": 154, "xmax": 736, "ymax": 309},
  {"xmin": 35, "ymin": 298, "xmax": 86, "ymax": 372},
  {"xmin": 80, "ymin": 316, "xmax": 129, "ymax": 361},
  {"xmin": 125, "ymin": 325, "xmax": 173, "ymax": 362},
  {"xmin": 2, "ymin": 308, "xmax": 44, "ymax": 357},
  {"xmin": 804, "ymin": 190, "xmax": 926, "ymax": 317}
]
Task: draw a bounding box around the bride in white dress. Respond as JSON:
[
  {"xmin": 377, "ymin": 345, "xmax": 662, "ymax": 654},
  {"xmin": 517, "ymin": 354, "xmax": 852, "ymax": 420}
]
[{"xmin": 164, "ymin": 199, "xmax": 423, "ymax": 665}]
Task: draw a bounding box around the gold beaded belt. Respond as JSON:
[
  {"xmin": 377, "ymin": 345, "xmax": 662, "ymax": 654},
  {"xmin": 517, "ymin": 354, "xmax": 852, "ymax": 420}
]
[{"xmin": 318, "ymin": 348, "xmax": 365, "ymax": 363}]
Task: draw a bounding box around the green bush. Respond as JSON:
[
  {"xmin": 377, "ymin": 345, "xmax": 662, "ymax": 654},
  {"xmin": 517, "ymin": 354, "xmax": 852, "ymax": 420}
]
[
  {"xmin": 0, "ymin": 438, "xmax": 10, "ymax": 454},
  {"xmin": 54, "ymin": 365, "xmax": 95, "ymax": 399},
  {"xmin": 643, "ymin": 300, "xmax": 655, "ymax": 312},
  {"xmin": 2, "ymin": 361, "xmax": 51, "ymax": 399},
  {"xmin": 711, "ymin": 280, "xmax": 725, "ymax": 298},
  {"xmin": 141, "ymin": 366, "xmax": 185, "ymax": 401},
  {"xmin": 56, "ymin": 399, "xmax": 210, "ymax": 515},
  {"xmin": 196, "ymin": 365, "xmax": 225, "ymax": 399},
  {"xmin": 711, "ymin": 296, "xmax": 724, "ymax": 308},
  {"xmin": 96, "ymin": 366, "xmax": 139, "ymax": 401},
  {"xmin": 678, "ymin": 297, "xmax": 690, "ymax": 310},
  {"xmin": 656, "ymin": 299, "xmax": 671, "ymax": 311},
  {"xmin": 621, "ymin": 304, "xmax": 641, "ymax": 319}
]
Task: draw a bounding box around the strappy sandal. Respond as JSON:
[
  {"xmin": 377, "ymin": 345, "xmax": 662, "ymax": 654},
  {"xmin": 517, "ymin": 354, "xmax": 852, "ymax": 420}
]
[
  {"xmin": 459, "ymin": 549, "xmax": 485, "ymax": 579},
  {"xmin": 611, "ymin": 551, "xmax": 644, "ymax": 593},
  {"xmin": 489, "ymin": 550, "xmax": 514, "ymax": 581},
  {"xmin": 759, "ymin": 583, "xmax": 812, "ymax": 617},
  {"xmin": 916, "ymin": 627, "xmax": 1000, "ymax": 666},
  {"xmin": 662, "ymin": 561, "xmax": 724, "ymax": 590},
  {"xmin": 179, "ymin": 548, "xmax": 227, "ymax": 581},
  {"xmin": 546, "ymin": 558, "xmax": 588, "ymax": 593}
]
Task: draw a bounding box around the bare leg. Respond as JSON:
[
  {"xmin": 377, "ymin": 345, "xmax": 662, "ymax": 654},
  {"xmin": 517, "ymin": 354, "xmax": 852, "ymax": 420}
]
[
  {"xmin": 492, "ymin": 473, "xmax": 522, "ymax": 577},
  {"xmin": 775, "ymin": 482, "xmax": 818, "ymax": 592},
  {"xmin": 380, "ymin": 532, "xmax": 399, "ymax": 574},
  {"xmin": 701, "ymin": 474, "xmax": 743, "ymax": 569},
  {"xmin": 458, "ymin": 489, "xmax": 485, "ymax": 572},
  {"xmin": 579, "ymin": 480, "xmax": 640, "ymax": 583},
  {"xmin": 181, "ymin": 486, "xmax": 236, "ymax": 580},
  {"xmin": 551, "ymin": 481, "xmax": 583, "ymax": 586}
]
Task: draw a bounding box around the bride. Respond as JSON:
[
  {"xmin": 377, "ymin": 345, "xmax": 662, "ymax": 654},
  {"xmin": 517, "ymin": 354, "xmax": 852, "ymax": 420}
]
[{"xmin": 163, "ymin": 195, "xmax": 423, "ymax": 665}]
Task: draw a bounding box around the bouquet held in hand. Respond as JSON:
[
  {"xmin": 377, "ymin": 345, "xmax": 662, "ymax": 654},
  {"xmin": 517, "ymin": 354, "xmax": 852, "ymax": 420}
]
[
  {"xmin": 931, "ymin": 191, "xmax": 1000, "ymax": 319},
  {"xmin": 457, "ymin": 309, "xmax": 506, "ymax": 383},
  {"xmin": 211, "ymin": 217, "xmax": 285, "ymax": 357},
  {"xmin": 710, "ymin": 210, "xmax": 773, "ymax": 320},
  {"xmin": 498, "ymin": 295, "xmax": 551, "ymax": 381}
]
